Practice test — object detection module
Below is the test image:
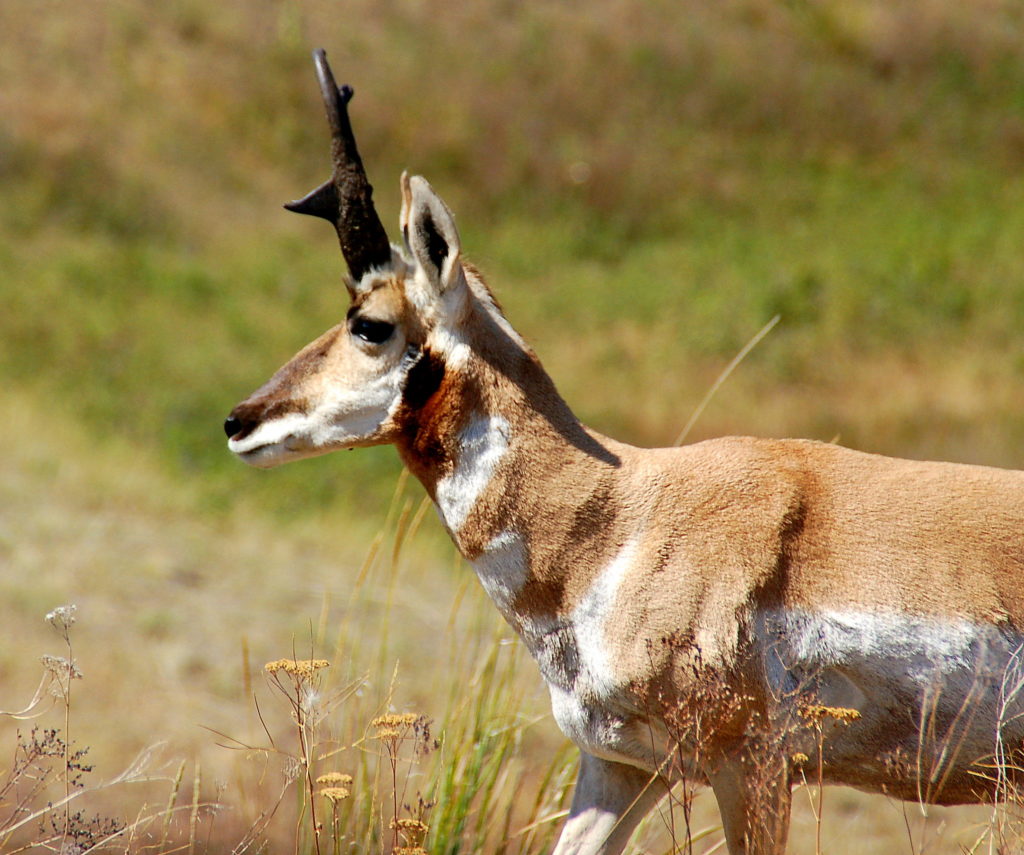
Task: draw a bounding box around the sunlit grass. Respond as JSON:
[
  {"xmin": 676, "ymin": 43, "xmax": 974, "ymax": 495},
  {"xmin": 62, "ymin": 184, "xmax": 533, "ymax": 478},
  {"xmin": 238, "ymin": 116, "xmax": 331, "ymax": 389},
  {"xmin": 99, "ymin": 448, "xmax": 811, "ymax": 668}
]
[
  {"xmin": 1, "ymin": 390, "xmax": 1017, "ymax": 854},
  {"xmin": 5, "ymin": 1, "xmax": 1024, "ymax": 851},
  {"xmin": 0, "ymin": 405, "xmax": 574, "ymax": 851}
]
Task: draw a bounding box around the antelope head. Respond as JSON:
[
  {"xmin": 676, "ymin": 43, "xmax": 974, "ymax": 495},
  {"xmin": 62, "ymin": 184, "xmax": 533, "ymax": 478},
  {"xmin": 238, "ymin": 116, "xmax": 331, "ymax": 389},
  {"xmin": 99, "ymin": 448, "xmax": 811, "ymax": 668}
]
[{"xmin": 224, "ymin": 50, "xmax": 467, "ymax": 469}]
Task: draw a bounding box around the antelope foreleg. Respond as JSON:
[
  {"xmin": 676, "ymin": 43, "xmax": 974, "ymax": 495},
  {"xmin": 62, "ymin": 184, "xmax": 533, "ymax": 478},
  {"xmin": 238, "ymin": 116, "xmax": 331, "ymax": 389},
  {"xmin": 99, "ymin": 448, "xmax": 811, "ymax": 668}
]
[
  {"xmin": 551, "ymin": 753, "xmax": 665, "ymax": 855},
  {"xmin": 709, "ymin": 753, "xmax": 792, "ymax": 855}
]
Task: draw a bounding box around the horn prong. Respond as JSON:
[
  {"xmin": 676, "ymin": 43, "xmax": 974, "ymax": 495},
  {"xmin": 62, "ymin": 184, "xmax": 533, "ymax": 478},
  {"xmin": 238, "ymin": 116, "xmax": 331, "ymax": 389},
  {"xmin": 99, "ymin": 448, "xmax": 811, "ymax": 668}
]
[
  {"xmin": 284, "ymin": 179, "xmax": 339, "ymax": 222},
  {"xmin": 286, "ymin": 48, "xmax": 392, "ymax": 280}
]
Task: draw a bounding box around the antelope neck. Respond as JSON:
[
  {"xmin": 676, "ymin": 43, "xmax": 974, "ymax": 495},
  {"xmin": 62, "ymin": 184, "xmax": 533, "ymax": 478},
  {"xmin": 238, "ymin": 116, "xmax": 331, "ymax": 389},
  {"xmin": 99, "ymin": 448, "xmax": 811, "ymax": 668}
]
[{"xmin": 395, "ymin": 348, "xmax": 629, "ymax": 625}]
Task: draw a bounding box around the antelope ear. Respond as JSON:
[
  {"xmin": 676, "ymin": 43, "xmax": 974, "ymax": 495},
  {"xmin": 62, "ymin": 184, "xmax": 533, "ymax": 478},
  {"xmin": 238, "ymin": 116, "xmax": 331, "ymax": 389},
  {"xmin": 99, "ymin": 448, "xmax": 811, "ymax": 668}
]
[{"xmin": 400, "ymin": 172, "xmax": 462, "ymax": 295}]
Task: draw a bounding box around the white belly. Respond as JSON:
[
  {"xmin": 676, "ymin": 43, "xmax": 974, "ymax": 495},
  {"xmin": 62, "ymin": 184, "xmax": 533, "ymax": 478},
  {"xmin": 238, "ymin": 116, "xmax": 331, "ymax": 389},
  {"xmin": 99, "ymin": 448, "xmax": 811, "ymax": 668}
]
[{"xmin": 758, "ymin": 607, "xmax": 1024, "ymax": 791}]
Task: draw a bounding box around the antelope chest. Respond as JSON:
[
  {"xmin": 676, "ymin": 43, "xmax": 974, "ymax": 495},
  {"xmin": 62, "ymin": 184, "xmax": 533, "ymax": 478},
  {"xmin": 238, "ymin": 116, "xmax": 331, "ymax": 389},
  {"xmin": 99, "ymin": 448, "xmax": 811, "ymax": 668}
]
[
  {"xmin": 434, "ymin": 416, "xmax": 663, "ymax": 763},
  {"xmin": 470, "ymin": 533, "xmax": 655, "ymax": 764}
]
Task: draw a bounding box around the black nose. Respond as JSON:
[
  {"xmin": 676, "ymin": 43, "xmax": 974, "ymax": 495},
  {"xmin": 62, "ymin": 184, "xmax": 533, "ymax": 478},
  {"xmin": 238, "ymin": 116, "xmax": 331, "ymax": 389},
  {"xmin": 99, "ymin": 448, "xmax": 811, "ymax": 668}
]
[{"xmin": 224, "ymin": 415, "xmax": 243, "ymax": 438}]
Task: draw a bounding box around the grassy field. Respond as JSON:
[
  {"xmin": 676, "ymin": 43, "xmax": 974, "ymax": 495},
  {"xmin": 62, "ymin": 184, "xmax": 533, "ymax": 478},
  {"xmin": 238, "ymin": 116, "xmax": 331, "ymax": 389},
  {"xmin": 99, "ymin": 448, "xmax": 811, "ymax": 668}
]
[
  {"xmin": 0, "ymin": 395, "xmax": 1000, "ymax": 854},
  {"xmin": 3, "ymin": 0, "xmax": 1024, "ymax": 851}
]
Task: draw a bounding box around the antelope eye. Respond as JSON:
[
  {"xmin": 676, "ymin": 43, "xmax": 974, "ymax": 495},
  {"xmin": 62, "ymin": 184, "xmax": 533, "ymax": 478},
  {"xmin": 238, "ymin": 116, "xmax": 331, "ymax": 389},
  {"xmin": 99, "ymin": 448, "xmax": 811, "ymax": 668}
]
[{"xmin": 350, "ymin": 317, "xmax": 395, "ymax": 344}]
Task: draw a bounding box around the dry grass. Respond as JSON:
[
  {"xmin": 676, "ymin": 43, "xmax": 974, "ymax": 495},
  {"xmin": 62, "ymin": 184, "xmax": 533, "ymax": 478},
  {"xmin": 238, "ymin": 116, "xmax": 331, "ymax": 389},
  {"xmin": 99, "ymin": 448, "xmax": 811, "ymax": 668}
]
[
  {"xmin": 0, "ymin": 387, "xmax": 1012, "ymax": 855},
  {"xmin": 0, "ymin": 391, "xmax": 574, "ymax": 852},
  {"xmin": 4, "ymin": 1, "xmax": 1024, "ymax": 851}
]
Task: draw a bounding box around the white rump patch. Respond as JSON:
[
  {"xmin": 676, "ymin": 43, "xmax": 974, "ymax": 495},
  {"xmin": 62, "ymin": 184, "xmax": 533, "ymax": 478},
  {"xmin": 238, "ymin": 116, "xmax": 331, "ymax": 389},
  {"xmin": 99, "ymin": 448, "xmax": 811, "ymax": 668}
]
[
  {"xmin": 435, "ymin": 414, "xmax": 511, "ymax": 533},
  {"xmin": 571, "ymin": 538, "xmax": 639, "ymax": 697}
]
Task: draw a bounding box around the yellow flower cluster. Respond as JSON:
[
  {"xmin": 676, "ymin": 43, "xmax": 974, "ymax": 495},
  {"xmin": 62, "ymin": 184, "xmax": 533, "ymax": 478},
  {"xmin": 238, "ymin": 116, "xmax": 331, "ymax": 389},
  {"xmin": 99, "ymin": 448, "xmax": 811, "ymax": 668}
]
[
  {"xmin": 372, "ymin": 712, "xmax": 423, "ymax": 744},
  {"xmin": 319, "ymin": 786, "xmax": 351, "ymax": 803},
  {"xmin": 390, "ymin": 818, "xmax": 429, "ymax": 835},
  {"xmin": 371, "ymin": 712, "xmax": 420, "ymax": 729},
  {"xmin": 264, "ymin": 658, "xmax": 330, "ymax": 679},
  {"xmin": 316, "ymin": 772, "xmax": 353, "ymax": 787},
  {"xmin": 791, "ymin": 752, "xmax": 810, "ymax": 766},
  {"xmin": 799, "ymin": 703, "xmax": 861, "ymax": 725}
]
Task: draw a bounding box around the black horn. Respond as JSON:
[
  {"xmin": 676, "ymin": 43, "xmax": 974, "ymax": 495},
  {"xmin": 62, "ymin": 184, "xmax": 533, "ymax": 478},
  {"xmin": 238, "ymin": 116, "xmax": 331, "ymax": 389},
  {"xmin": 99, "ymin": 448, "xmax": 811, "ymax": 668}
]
[{"xmin": 285, "ymin": 48, "xmax": 392, "ymax": 280}]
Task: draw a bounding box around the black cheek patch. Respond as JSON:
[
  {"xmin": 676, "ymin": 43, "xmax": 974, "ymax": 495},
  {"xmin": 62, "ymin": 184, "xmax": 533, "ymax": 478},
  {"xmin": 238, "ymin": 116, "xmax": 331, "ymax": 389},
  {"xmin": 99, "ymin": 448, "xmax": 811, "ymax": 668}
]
[{"xmin": 402, "ymin": 348, "xmax": 446, "ymax": 410}]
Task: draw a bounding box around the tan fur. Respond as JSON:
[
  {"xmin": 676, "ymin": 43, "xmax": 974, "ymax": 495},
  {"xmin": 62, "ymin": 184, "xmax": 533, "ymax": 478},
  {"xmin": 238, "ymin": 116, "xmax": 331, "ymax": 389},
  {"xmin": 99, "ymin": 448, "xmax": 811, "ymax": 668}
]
[{"xmin": 227, "ymin": 175, "xmax": 1024, "ymax": 855}]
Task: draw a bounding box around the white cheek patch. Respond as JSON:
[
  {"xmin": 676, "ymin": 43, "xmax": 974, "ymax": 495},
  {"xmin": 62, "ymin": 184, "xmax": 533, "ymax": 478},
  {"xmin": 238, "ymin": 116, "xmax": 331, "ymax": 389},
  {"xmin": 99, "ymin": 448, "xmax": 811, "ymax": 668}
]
[
  {"xmin": 317, "ymin": 367, "xmax": 407, "ymax": 439},
  {"xmin": 435, "ymin": 414, "xmax": 511, "ymax": 533},
  {"xmin": 571, "ymin": 538, "xmax": 639, "ymax": 697},
  {"xmin": 229, "ymin": 351, "xmax": 416, "ymax": 466}
]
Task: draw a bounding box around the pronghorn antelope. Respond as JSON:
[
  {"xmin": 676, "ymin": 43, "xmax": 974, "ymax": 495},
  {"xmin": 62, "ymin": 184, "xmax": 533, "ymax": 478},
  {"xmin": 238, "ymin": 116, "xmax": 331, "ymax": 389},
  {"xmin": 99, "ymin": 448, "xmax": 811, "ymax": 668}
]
[{"xmin": 225, "ymin": 50, "xmax": 1024, "ymax": 855}]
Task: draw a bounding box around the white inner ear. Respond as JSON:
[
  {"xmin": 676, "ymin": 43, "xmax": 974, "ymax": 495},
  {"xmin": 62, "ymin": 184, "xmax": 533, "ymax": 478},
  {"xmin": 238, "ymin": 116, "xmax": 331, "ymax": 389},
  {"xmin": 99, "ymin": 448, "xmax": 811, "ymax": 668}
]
[{"xmin": 402, "ymin": 174, "xmax": 462, "ymax": 294}]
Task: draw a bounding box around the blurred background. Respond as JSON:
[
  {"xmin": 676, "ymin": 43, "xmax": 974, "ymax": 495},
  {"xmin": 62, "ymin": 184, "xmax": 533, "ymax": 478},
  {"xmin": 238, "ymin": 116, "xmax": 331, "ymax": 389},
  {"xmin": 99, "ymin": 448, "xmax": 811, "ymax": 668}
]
[{"xmin": 2, "ymin": 0, "xmax": 1023, "ymax": 850}]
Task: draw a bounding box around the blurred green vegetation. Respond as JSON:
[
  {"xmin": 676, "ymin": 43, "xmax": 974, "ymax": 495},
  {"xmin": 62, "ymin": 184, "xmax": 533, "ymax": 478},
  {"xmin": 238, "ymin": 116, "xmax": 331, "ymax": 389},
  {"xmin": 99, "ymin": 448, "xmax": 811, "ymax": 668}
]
[
  {"xmin": 2, "ymin": 5, "xmax": 1024, "ymax": 845},
  {"xmin": 3, "ymin": 0, "xmax": 1024, "ymax": 519}
]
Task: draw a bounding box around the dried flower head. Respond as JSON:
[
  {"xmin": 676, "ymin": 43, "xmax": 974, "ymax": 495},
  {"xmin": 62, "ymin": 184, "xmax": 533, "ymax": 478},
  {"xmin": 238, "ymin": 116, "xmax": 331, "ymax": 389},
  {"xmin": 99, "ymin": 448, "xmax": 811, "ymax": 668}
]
[
  {"xmin": 799, "ymin": 703, "xmax": 861, "ymax": 726},
  {"xmin": 370, "ymin": 712, "xmax": 437, "ymax": 763},
  {"xmin": 391, "ymin": 818, "xmax": 429, "ymax": 835},
  {"xmin": 319, "ymin": 786, "xmax": 351, "ymax": 803},
  {"xmin": 791, "ymin": 752, "xmax": 809, "ymax": 766},
  {"xmin": 45, "ymin": 604, "xmax": 77, "ymax": 631},
  {"xmin": 371, "ymin": 713, "xmax": 420, "ymax": 730},
  {"xmin": 264, "ymin": 659, "xmax": 330, "ymax": 680},
  {"xmin": 316, "ymin": 772, "xmax": 353, "ymax": 787},
  {"xmin": 40, "ymin": 654, "xmax": 83, "ymax": 681}
]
